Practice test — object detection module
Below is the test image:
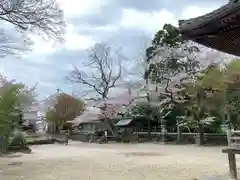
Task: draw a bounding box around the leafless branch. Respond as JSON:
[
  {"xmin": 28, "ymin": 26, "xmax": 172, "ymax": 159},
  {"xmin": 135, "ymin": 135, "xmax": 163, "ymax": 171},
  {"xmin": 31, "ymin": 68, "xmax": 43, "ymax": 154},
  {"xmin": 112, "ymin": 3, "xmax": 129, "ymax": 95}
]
[
  {"xmin": 67, "ymin": 43, "xmax": 124, "ymax": 99},
  {"xmin": 0, "ymin": 28, "xmax": 31, "ymax": 57},
  {"xmin": 127, "ymin": 36, "xmax": 151, "ymax": 79},
  {"xmin": 0, "ymin": 0, "xmax": 66, "ymax": 42}
]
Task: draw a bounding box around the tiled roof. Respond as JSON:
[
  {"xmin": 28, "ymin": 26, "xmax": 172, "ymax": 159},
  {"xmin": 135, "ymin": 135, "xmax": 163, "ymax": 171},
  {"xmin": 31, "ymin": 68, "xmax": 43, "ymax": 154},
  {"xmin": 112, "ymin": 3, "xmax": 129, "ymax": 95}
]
[
  {"xmin": 178, "ymin": 0, "xmax": 240, "ymax": 56},
  {"xmin": 179, "ymin": 1, "xmax": 240, "ymax": 32}
]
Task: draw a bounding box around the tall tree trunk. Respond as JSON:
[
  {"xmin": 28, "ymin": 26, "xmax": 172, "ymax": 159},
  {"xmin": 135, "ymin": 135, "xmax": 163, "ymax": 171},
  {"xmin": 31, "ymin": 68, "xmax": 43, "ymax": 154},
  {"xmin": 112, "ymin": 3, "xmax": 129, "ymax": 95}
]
[
  {"xmin": 55, "ymin": 125, "xmax": 60, "ymax": 133},
  {"xmin": 0, "ymin": 124, "xmax": 12, "ymax": 154},
  {"xmin": 198, "ymin": 123, "xmax": 205, "ymax": 145},
  {"xmin": 1, "ymin": 135, "xmax": 9, "ymax": 153},
  {"xmin": 104, "ymin": 118, "xmax": 117, "ymax": 137},
  {"xmin": 161, "ymin": 119, "xmax": 166, "ymax": 143},
  {"xmin": 177, "ymin": 120, "xmax": 182, "ymax": 142},
  {"xmin": 146, "ymin": 95, "xmax": 151, "ymax": 141},
  {"xmin": 147, "ymin": 117, "xmax": 151, "ymax": 140},
  {"xmin": 226, "ymin": 111, "xmax": 232, "ymax": 146},
  {"xmin": 196, "ymin": 92, "xmax": 204, "ymax": 145}
]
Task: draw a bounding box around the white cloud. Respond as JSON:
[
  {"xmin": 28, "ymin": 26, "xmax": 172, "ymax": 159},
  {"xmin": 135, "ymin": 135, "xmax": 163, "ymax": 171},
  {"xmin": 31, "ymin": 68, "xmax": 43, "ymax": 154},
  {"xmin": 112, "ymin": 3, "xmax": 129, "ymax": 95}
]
[
  {"xmin": 180, "ymin": 5, "xmax": 219, "ymax": 19},
  {"xmin": 65, "ymin": 63, "xmax": 75, "ymax": 71},
  {"xmin": 94, "ymin": 25, "xmax": 118, "ymax": 33},
  {"xmin": 0, "ymin": 1, "xmax": 224, "ymax": 100},
  {"xmin": 0, "ymin": 66, "xmax": 10, "ymax": 78},
  {"xmin": 120, "ymin": 5, "xmax": 219, "ymax": 35},
  {"xmin": 27, "ymin": 0, "xmax": 98, "ymax": 56},
  {"xmin": 30, "ymin": 36, "xmax": 57, "ymax": 55},
  {"xmin": 64, "ymin": 24, "xmax": 95, "ymax": 50},
  {"xmin": 120, "ymin": 9, "xmax": 178, "ymax": 33},
  {"xmin": 58, "ymin": 0, "xmax": 108, "ymax": 19},
  {"xmin": 119, "ymin": 5, "xmax": 220, "ymax": 43},
  {"xmin": 0, "ymin": 0, "xmax": 103, "ymax": 100}
]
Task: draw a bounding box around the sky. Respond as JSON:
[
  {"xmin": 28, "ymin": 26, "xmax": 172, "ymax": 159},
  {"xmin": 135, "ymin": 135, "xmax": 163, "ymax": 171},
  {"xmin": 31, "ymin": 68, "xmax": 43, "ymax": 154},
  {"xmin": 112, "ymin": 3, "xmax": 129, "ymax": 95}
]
[{"xmin": 0, "ymin": 0, "xmax": 229, "ymax": 100}]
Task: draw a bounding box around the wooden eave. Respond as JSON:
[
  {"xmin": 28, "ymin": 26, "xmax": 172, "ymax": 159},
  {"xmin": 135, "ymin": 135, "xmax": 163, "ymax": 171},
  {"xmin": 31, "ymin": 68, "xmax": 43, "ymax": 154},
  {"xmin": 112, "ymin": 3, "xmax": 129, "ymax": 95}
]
[
  {"xmin": 179, "ymin": 1, "xmax": 240, "ymax": 33},
  {"xmin": 178, "ymin": 0, "xmax": 240, "ymax": 56}
]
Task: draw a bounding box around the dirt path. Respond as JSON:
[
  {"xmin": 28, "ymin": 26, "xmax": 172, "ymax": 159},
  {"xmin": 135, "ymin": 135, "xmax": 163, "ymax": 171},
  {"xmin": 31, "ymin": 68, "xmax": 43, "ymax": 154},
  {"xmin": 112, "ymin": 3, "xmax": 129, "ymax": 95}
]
[{"xmin": 0, "ymin": 142, "xmax": 233, "ymax": 180}]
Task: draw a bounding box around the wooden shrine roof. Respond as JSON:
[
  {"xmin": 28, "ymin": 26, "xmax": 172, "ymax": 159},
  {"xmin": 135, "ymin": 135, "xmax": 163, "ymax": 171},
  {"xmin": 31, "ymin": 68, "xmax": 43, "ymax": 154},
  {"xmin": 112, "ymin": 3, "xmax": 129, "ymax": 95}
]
[{"xmin": 178, "ymin": 0, "xmax": 240, "ymax": 56}]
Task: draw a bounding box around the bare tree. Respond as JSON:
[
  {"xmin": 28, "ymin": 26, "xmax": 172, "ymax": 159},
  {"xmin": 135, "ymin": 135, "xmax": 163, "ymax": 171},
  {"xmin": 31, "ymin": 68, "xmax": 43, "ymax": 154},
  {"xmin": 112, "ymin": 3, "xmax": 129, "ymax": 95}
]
[
  {"xmin": 0, "ymin": 0, "xmax": 65, "ymax": 40},
  {"xmin": 109, "ymin": 36, "xmax": 151, "ymax": 100},
  {"xmin": 0, "ymin": 29, "xmax": 31, "ymax": 57},
  {"xmin": 67, "ymin": 43, "xmax": 130, "ymax": 137},
  {"xmin": 67, "ymin": 43, "xmax": 125, "ymax": 100},
  {"xmin": 0, "ymin": 0, "xmax": 65, "ymax": 56}
]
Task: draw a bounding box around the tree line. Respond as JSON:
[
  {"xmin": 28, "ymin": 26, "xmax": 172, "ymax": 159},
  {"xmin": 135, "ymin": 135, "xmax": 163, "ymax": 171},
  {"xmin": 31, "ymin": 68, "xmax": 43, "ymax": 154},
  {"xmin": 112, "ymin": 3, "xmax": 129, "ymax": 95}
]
[
  {"xmin": 141, "ymin": 24, "xmax": 240, "ymax": 145},
  {"xmin": 1, "ymin": 0, "xmax": 240, "ymax": 150}
]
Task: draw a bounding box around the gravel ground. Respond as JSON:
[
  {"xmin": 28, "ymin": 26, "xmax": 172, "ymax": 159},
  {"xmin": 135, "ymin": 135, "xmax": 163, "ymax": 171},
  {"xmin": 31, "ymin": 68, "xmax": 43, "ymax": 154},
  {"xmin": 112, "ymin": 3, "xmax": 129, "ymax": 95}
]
[{"xmin": 0, "ymin": 142, "xmax": 235, "ymax": 180}]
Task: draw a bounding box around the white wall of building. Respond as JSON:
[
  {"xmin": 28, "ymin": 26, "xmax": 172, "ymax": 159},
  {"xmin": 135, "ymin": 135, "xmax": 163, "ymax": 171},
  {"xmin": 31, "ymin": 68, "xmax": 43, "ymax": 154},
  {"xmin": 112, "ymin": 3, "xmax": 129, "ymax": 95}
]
[{"xmin": 23, "ymin": 103, "xmax": 40, "ymax": 121}]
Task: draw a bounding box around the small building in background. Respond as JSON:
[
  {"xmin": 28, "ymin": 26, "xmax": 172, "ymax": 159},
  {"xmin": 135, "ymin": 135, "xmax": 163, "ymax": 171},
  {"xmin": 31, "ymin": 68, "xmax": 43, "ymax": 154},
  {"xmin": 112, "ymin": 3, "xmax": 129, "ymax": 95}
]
[{"xmin": 22, "ymin": 103, "xmax": 45, "ymax": 132}]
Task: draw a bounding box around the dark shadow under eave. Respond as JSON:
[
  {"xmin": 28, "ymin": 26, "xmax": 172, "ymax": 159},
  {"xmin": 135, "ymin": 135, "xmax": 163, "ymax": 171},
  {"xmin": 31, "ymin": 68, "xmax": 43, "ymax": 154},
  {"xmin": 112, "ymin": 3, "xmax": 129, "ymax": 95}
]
[{"xmin": 178, "ymin": 0, "xmax": 240, "ymax": 57}]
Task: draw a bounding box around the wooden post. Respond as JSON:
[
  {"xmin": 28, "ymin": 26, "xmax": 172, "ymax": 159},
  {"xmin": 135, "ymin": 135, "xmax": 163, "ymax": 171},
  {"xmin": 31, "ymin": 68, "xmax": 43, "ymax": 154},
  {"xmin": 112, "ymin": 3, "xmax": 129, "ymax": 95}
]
[
  {"xmin": 228, "ymin": 152, "xmax": 237, "ymax": 179},
  {"xmin": 161, "ymin": 119, "xmax": 166, "ymax": 144},
  {"xmin": 226, "ymin": 111, "xmax": 232, "ymax": 147},
  {"xmin": 199, "ymin": 123, "xmax": 205, "ymax": 145},
  {"xmin": 227, "ymin": 129, "xmax": 232, "ymax": 147},
  {"xmin": 177, "ymin": 119, "xmax": 182, "ymax": 142}
]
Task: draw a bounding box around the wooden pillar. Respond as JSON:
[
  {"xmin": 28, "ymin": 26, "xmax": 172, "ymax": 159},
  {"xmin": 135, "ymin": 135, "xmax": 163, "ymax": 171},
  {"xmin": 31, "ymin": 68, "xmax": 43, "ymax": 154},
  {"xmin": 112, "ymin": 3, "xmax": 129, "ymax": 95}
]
[
  {"xmin": 227, "ymin": 111, "xmax": 232, "ymax": 147},
  {"xmin": 177, "ymin": 119, "xmax": 182, "ymax": 142},
  {"xmin": 161, "ymin": 119, "xmax": 166, "ymax": 144},
  {"xmin": 228, "ymin": 152, "xmax": 237, "ymax": 179}
]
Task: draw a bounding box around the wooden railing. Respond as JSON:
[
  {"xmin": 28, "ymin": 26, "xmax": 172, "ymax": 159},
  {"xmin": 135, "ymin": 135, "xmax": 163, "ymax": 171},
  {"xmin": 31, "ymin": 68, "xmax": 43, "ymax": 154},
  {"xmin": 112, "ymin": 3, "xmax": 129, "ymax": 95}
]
[
  {"xmin": 229, "ymin": 131, "xmax": 240, "ymax": 149},
  {"xmin": 229, "ymin": 136, "xmax": 240, "ymax": 149},
  {"xmin": 222, "ymin": 130, "xmax": 240, "ymax": 179}
]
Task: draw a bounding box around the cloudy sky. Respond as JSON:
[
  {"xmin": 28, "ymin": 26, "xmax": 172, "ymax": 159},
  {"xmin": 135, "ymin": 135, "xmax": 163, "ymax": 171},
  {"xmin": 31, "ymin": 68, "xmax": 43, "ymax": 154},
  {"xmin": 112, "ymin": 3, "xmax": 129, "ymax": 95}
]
[{"xmin": 0, "ymin": 0, "xmax": 228, "ymax": 100}]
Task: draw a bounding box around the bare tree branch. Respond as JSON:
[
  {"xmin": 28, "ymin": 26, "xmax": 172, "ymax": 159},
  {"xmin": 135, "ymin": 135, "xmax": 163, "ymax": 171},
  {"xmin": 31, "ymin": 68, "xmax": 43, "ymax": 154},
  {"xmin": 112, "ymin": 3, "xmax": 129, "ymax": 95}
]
[
  {"xmin": 127, "ymin": 36, "xmax": 151, "ymax": 78},
  {"xmin": 67, "ymin": 43, "xmax": 125, "ymax": 99},
  {"xmin": 0, "ymin": 0, "xmax": 66, "ymax": 42},
  {"xmin": 0, "ymin": 28, "xmax": 31, "ymax": 57}
]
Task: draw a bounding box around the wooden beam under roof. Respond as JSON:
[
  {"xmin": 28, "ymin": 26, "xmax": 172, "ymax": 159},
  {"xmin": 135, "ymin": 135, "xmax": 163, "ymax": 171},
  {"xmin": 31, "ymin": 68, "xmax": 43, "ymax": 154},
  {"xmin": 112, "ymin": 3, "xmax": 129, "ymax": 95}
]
[{"xmin": 178, "ymin": 0, "xmax": 240, "ymax": 56}]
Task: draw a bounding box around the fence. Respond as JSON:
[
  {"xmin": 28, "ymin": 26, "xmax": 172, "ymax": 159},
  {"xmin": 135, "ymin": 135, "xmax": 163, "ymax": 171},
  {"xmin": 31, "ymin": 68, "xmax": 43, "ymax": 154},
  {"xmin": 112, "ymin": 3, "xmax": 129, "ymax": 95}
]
[{"xmin": 135, "ymin": 132, "xmax": 228, "ymax": 145}]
